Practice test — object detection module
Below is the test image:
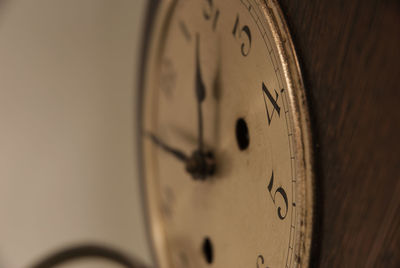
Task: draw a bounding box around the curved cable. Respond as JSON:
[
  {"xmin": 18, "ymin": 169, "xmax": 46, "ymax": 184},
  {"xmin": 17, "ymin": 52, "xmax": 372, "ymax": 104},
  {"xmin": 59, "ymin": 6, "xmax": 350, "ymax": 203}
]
[{"xmin": 30, "ymin": 244, "xmax": 149, "ymax": 268}]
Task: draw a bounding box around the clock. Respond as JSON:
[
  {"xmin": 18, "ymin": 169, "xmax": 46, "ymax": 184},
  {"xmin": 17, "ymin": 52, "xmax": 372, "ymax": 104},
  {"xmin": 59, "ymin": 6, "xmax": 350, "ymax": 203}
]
[{"xmin": 138, "ymin": 0, "xmax": 315, "ymax": 267}]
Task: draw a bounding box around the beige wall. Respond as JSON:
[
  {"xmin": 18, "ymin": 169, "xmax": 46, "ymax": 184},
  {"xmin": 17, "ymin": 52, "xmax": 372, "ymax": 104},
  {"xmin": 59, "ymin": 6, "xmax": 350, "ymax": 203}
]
[{"xmin": 0, "ymin": 1, "xmax": 152, "ymax": 267}]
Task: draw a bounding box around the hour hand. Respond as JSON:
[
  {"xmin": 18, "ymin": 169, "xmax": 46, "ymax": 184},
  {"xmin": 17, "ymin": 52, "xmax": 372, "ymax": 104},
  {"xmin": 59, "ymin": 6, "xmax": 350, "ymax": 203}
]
[
  {"xmin": 147, "ymin": 132, "xmax": 214, "ymax": 180},
  {"xmin": 147, "ymin": 132, "xmax": 188, "ymax": 162}
]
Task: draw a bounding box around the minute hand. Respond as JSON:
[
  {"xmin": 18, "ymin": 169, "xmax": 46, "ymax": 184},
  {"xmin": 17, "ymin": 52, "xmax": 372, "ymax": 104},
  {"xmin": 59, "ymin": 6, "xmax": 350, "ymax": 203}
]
[{"xmin": 195, "ymin": 33, "xmax": 206, "ymax": 152}]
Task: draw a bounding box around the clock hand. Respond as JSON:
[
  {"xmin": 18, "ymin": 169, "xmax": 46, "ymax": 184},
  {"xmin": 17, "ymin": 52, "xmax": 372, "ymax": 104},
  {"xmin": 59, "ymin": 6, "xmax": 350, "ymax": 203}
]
[
  {"xmin": 148, "ymin": 34, "xmax": 215, "ymax": 180},
  {"xmin": 195, "ymin": 33, "xmax": 206, "ymax": 152},
  {"xmin": 147, "ymin": 132, "xmax": 214, "ymax": 180},
  {"xmin": 147, "ymin": 133, "xmax": 188, "ymax": 162},
  {"xmin": 179, "ymin": 33, "xmax": 217, "ymax": 180}
]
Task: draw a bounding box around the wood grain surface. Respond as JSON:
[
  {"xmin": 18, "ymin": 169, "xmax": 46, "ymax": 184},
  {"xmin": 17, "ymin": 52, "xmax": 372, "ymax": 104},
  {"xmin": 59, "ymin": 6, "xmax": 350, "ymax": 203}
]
[{"xmin": 278, "ymin": 0, "xmax": 400, "ymax": 267}]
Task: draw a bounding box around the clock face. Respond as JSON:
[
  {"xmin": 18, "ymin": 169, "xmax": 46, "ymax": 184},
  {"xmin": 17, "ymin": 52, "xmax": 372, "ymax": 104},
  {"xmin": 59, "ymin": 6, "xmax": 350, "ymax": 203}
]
[{"xmin": 141, "ymin": 0, "xmax": 314, "ymax": 267}]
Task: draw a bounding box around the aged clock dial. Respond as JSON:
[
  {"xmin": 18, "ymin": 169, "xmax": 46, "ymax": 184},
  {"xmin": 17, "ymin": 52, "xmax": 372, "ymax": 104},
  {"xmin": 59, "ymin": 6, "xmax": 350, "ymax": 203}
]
[{"xmin": 140, "ymin": 0, "xmax": 314, "ymax": 267}]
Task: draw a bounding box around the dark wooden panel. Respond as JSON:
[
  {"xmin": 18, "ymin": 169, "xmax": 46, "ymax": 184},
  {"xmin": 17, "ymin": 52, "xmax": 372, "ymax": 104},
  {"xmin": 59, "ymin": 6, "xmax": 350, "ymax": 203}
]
[{"xmin": 278, "ymin": 0, "xmax": 400, "ymax": 267}]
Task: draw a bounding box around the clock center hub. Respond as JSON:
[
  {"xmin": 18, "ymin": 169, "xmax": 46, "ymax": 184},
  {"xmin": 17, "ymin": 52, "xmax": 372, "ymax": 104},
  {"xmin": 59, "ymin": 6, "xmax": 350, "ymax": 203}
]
[{"xmin": 185, "ymin": 150, "xmax": 216, "ymax": 180}]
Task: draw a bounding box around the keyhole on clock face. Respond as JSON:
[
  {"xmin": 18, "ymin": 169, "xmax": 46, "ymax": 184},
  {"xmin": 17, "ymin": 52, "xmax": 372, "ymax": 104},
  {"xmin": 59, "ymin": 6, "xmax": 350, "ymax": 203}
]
[
  {"xmin": 236, "ymin": 118, "xmax": 250, "ymax": 150},
  {"xmin": 202, "ymin": 237, "xmax": 214, "ymax": 264}
]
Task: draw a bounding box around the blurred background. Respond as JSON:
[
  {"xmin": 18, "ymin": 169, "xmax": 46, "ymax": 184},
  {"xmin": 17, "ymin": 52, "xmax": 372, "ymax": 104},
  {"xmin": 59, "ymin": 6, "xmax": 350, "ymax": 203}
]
[{"xmin": 0, "ymin": 1, "xmax": 152, "ymax": 267}]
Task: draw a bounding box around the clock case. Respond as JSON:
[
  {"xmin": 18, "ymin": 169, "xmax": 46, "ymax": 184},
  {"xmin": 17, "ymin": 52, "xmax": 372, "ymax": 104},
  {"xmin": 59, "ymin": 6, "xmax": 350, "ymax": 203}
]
[{"xmin": 139, "ymin": 0, "xmax": 400, "ymax": 265}]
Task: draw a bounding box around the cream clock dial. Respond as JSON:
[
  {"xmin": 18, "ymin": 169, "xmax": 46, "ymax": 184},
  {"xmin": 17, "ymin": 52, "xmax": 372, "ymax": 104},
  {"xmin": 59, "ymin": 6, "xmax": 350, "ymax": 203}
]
[{"xmin": 141, "ymin": 0, "xmax": 314, "ymax": 267}]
